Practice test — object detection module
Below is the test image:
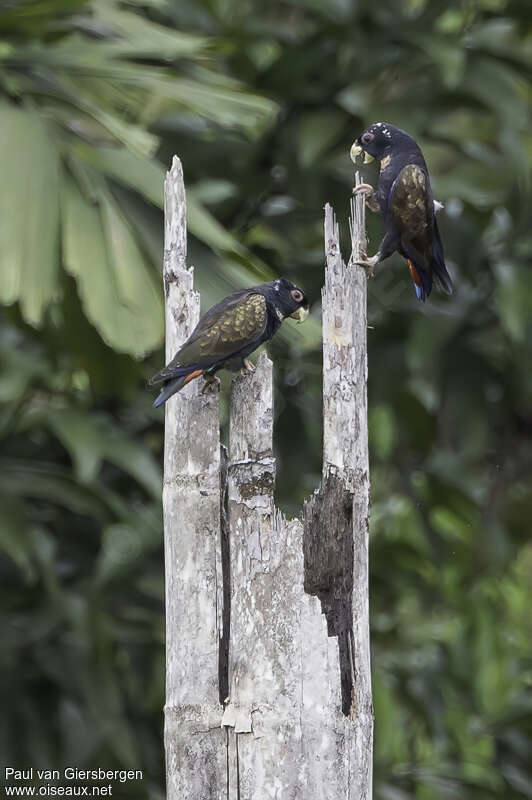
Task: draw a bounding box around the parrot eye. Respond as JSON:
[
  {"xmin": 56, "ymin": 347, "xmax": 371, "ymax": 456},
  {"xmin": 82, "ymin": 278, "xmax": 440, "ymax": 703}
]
[
  {"xmin": 362, "ymin": 132, "xmax": 374, "ymax": 145},
  {"xmin": 291, "ymin": 288, "xmax": 303, "ymax": 302}
]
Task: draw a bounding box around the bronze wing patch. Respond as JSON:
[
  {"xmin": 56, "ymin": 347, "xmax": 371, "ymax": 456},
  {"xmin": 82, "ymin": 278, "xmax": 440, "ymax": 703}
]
[
  {"xmin": 198, "ymin": 293, "xmax": 266, "ymax": 355},
  {"xmin": 390, "ymin": 164, "xmax": 430, "ymax": 238},
  {"xmin": 174, "ymin": 292, "xmax": 267, "ymax": 367}
]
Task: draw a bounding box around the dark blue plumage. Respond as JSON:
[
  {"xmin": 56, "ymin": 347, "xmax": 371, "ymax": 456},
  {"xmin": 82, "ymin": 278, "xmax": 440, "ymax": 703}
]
[
  {"xmin": 351, "ymin": 123, "xmax": 453, "ymax": 301},
  {"xmin": 149, "ymin": 278, "xmax": 309, "ymax": 407}
]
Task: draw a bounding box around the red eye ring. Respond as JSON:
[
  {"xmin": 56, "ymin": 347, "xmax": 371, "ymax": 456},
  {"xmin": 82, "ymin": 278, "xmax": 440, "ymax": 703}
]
[{"xmin": 291, "ymin": 288, "xmax": 303, "ymax": 302}]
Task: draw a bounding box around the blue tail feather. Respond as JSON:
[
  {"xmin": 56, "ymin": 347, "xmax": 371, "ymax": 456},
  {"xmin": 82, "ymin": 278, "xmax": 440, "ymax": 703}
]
[
  {"xmin": 152, "ymin": 375, "xmax": 189, "ymax": 407},
  {"xmin": 413, "ymin": 283, "xmax": 425, "ymax": 301}
]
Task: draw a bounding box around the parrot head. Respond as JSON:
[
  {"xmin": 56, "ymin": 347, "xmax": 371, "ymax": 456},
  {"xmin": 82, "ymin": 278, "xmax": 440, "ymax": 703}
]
[
  {"xmin": 350, "ymin": 122, "xmax": 417, "ymax": 165},
  {"xmin": 262, "ymin": 278, "xmax": 309, "ymax": 324}
]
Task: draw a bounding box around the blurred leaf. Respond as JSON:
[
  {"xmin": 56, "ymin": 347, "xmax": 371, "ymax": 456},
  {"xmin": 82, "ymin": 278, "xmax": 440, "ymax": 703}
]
[
  {"xmin": 0, "ymin": 341, "xmax": 46, "ymax": 404},
  {"xmin": 46, "ymin": 409, "xmax": 161, "ymax": 498},
  {"xmin": 96, "ymin": 523, "xmax": 159, "ymax": 585},
  {"xmin": 297, "ymin": 111, "xmax": 346, "ymax": 167},
  {"xmin": 0, "ymin": 461, "xmax": 111, "ymax": 519},
  {"xmin": 370, "ymin": 404, "xmax": 396, "ymax": 460},
  {"xmin": 191, "ymin": 179, "xmax": 237, "ymax": 205},
  {"xmin": 144, "ymin": 73, "xmax": 278, "ymax": 136},
  {"xmin": 73, "ymin": 144, "xmax": 260, "ymax": 255},
  {"xmin": 493, "ymin": 261, "xmax": 532, "ymax": 343},
  {"xmin": 0, "ymin": 105, "xmax": 59, "ymax": 324},
  {"xmin": 462, "ymin": 56, "xmax": 529, "ymax": 129},
  {"xmin": 87, "ymin": 4, "xmax": 208, "ymax": 60},
  {"xmin": 62, "ymin": 173, "xmax": 164, "ymax": 356},
  {"xmin": 405, "ymin": 33, "xmax": 466, "ymax": 88},
  {"xmin": 336, "ymin": 84, "xmax": 367, "ymax": 116},
  {"xmin": 0, "ymin": 495, "xmax": 35, "ymax": 582}
]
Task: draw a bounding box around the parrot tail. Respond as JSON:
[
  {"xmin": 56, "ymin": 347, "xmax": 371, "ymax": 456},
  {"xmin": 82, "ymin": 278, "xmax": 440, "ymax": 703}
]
[
  {"xmin": 432, "ymin": 221, "xmax": 453, "ymax": 295},
  {"xmin": 432, "ymin": 258, "xmax": 453, "ymax": 295},
  {"xmin": 152, "ymin": 369, "xmax": 204, "ymax": 408},
  {"xmin": 407, "ymin": 260, "xmax": 431, "ymax": 302}
]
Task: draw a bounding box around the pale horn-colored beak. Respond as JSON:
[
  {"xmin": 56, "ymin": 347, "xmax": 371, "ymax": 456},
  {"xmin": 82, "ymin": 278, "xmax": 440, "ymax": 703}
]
[
  {"xmin": 350, "ymin": 142, "xmax": 362, "ymax": 163},
  {"xmin": 350, "ymin": 142, "xmax": 375, "ymax": 164},
  {"xmin": 290, "ymin": 306, "xmax": 309, "ymax": 324}
]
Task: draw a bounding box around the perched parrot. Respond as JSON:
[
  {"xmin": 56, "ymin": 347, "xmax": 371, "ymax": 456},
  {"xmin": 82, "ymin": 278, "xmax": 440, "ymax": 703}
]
[
  {"xmin": 150, "ymin": 278, "xmax": 309, "ymax": 407},
  {"xmin": 350, "ymin": 122, "xmax": 452, "ymax": 301}
]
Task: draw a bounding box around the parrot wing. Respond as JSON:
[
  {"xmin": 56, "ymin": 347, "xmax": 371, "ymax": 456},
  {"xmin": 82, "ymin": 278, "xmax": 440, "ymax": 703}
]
[
  {"xmin": 390, "ymin": 163, "xmax": 433, "ymax": 256},
  {"xmin": 149, "ymin": 291, "xmax": 267, "ymax": 384},
  {"xmin": 390, "ymin": 164, "xmax": 449, "ymax": 300}
]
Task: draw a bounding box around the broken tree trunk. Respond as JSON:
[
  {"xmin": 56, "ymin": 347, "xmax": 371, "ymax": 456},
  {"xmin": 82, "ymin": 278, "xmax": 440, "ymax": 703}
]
[
  {"xmin": 163, "ymin": 157, "xmax": 373, "ymax": 799},
  {"xmin": 162, "ymin": 157, "xmax": 225, "ymax": 797}
]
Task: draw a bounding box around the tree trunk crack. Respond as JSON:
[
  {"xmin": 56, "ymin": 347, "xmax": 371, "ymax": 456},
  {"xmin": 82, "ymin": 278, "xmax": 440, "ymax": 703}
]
[
  {"xmin": 219, "ymin": 445, "xmax": 231, "ymax": 706},
  {"xmin": 303, "ymin": 472, "xmax": 355, "ymax": 716}
]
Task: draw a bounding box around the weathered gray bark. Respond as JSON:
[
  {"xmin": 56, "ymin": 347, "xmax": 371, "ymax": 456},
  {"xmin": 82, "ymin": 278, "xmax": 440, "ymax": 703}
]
[
  {"xmin": 163, "ymin": 161, "xmax": 372, "ymax": 799},
  {"xmin": 162, "ymin": 157, "xmax": 226, "ymax": 798}
]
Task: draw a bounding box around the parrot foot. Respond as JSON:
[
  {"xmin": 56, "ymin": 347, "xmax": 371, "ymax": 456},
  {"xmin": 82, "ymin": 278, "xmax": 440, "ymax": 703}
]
[
  {"xmin": 201, "ymin": 373, "xmax": 221, "ymax": 394},
  {"xmin": 352, "ymin": 182, "xmax": 374, "ymax": 196},
  {"xmin": 240, "ymin": 358, "xmax": 256, "ymax": 376},
  {"xmin": 353, "ymin": 253, "xmax": 380, "ymax": 278},
  {"xmin": 353, "ymin": 182, "xmax": 380, "ymax": 212}
]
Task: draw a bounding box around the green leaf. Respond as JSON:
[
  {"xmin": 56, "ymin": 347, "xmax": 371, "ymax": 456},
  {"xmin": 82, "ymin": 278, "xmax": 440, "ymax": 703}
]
[
  {"xmin": 61, "ymin": 172, "xmax": 164, "ymax": 356},
  {"xmin": 89, "ymin": 4, "xmax": 208, "ymax": 60},
  {"xmin": 431, "ymin": 159, "xmax": 507, "ymax": 206},
  {"xmin": 0, "ymin": 0, "xmax": 88, "ymax": 36},
  {"xmin": 71, "ymin": 144, "xmax": 164, "ymax": 205},
  {"xmin": 191, "ymin": 179, "xmax": 237, "ymax": 206},
  {"xmin": 96, "ymin": 523, "xmax": 159, "ymax": 585},
  {"xmin": 369, "ymin": 404, "xmax": 396, "ymax": 460},
  {"xmin": 73, "ymin": 145, "xmax": 248, "ymax": 251},
  {"xmin": 494, "ymin": 261, "xmax": 532, "ymax": 343},
  {"xmin": 0, "ymin": 105, "xmax": 60, "ymax": 324},
  {"xmin": 404, "ymin": 33, "xmax": 466, "ymax": 88},
  {"xmin": 5, "ymin": 41, "xmax": 160, "ymax": 156},
  {"xmin": 0, "ymin": 343, "xmax": 46, "ymax": 404},
  {"xmin": 147, "ymin": 74, "xmax": 278, "ymax": 136},
  {"xmin": 69, "ymin": 146, "xmax": 322, "ymax": 352},
  {"xmin": 46, "ymin": 409, "xmax": 162, "ymax": 499},
  {"xmin": 297, "ymin": 111, "xmax": 346, "ymax": 167},
  {"xmin": 462, "ymin": 56, "xmax": 529, "ymax": 129},
  {"xmin": 467, "ymin": 19, "xmax": 532, "ymax": 68},
  {"xmin": 0, "ymin": 461, "xmax": 110, "ymax": 520},
  {"xmin": 0, "ymin": 495, "xmax": 36, "ymax": 582},
  {"xmin": 336, "ymin": 85, "xmax": 367, "ymax": 116},
  {"xmin": 187, "ymin": 189, "xmax": 250, "ymax": 253}
]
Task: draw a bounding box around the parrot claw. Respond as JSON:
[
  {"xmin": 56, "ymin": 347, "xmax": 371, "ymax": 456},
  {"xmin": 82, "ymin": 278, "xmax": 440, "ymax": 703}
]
[
  {"xmin": 353, "ymin": 183, "xmax": 380, "ymax": 212},
  {"xmin": 201, "ymin": 374, "xmax": 221, "ymax": 394},
  {"xmin": 352, "ymin": 182, "xmax": 374, "ymax": 197},
  {"xmin": 242, "ymin": 358, "xmax": 256, "ymax": 373},
  {"xmin": 353, "ymin": 253, "xmax": 380, "ymax": 278}
]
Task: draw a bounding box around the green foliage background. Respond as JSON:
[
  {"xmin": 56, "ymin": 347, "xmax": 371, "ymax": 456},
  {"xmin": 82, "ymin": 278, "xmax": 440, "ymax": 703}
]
[{"xmin": 1, "ymin": 0, "xmax": 531, "ymax": 797}]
